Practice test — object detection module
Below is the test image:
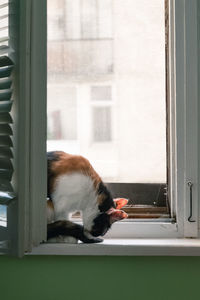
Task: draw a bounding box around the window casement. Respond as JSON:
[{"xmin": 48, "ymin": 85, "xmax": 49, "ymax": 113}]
[
  {"xmin": 106, "ymin": 0, "xmax": 199, "ymax": 240},
  {"xmin": 0, "ymin": 0, "xmax": 199, "ymax": 256}
]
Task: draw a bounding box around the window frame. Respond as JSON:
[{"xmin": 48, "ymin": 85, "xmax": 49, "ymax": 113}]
[
  {"xmin": 9, "ymin": 0, "xmax": 47, "ymax": 256},
  {"xmin": 102, "ymin": 0, "xmax": 199, "ymax": 240},
  {"xmin": 8, "ymin": 0, "xmax": 199, "ymax": 256}
]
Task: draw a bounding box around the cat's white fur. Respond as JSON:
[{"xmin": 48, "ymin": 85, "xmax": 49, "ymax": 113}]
[
  {"xmin": 48, "ymin": 236, "xmax": 78, "ymax": 244},
  {"xmin": 48, "ymin": 173, "xmax": 100, "ymax": 233}
]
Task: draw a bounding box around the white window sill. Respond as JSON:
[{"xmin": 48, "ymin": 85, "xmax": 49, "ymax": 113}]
[{"xmin": 30, "ymin": 238, "xmax": 200, "ymax": 256}]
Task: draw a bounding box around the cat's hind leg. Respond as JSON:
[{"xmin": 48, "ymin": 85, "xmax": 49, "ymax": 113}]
[
  {"xmin": 48, "ymin": 235, "xmax": 78, "ymax": 244},
  {"xmin": 47, "ymin": 220, "xmax": 103, "ymax": 244}
]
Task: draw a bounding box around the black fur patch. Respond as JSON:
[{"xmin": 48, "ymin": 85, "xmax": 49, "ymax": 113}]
[
  {"xmin": 47, "ymin": 220, "xmax": 103, "ymax": 243},
  {"xmin": 97, "ymin": 181, "xmax": 115, "ymax": 212},
  {"xmin": 90, "ymin": 213, "xmax": 111, "ymax": 237}
]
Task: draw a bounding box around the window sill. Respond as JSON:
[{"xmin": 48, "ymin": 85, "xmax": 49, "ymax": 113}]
[{"xmin": 30, "ymin": 238, "xmax": 200, "ymax": 256}]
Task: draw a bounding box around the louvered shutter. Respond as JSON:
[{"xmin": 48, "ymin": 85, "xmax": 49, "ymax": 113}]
[
  {"xmin": 0, "ymin": 0, "xmax": 16, "ymax": 253},
  {"xmin": 0, "ymin": 0, "xmax": 47, "ymax": 256}
]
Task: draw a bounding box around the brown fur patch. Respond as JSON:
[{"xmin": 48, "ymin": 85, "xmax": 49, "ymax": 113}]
[
  {"xmin": 49, "ymin": 152, "xmax": 102, "ymax": 195},
  {"xmin": 47, "ymin": 199, "xmax": 55, "ymax": 223},
  {"xmin": 97, "ymin": 192, "xmax": 106, "ymax": 207},
  {"xmin": 47, "ymin": 199, "xmax": 54, "ymax": 210}
]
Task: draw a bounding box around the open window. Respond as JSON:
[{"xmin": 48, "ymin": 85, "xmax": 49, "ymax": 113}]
[
  {"xmin": 47, "ymin": 0, "xmax": 199, "ymax": 240},
  {"xmin": 0, "ymin": 0, "xmax": 199, "ymax": 256}
]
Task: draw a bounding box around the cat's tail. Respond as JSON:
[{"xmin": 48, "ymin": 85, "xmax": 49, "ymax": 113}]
[{"xmin": 47, "ymin": 220, "xmax": 103, "ymax": 243}]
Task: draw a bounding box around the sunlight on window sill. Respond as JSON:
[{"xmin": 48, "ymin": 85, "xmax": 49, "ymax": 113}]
[{"xmin": 30, "ymin": 238, "xmax": 200, "ymax": 256}]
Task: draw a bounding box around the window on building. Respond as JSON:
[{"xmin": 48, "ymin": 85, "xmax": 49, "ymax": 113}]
[{"xmin": 91, "ymin": 85, "xmax": 112, "ymax": 142}]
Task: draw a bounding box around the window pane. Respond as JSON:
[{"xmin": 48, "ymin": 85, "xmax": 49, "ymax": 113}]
[
  {"xmin": 47, "ymin": 0, "xmax": 166, "ymax": 184},
  {"xmin": 93, "ymin": 107, "xmax": 111, "ymax": 141}
]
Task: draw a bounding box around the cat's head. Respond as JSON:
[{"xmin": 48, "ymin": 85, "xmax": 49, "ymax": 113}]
[{"xmin": 90, "ymin": 198, "xmax": 128, "ymax": 237}]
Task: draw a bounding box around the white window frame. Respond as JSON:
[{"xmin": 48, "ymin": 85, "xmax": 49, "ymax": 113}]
[
  {"xmin": 104, "ymin": 0, "xmax": 199, "ymax": 240},
  {"xmin": 5, "ymin": 0, "xmax": 199, "ymax": 256}
]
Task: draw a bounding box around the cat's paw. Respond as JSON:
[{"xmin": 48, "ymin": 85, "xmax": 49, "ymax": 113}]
[
  {"xmin": 47, "ymin": 237, "xmax": 58, "ymax": 243},
  {"xmin": 81, "ymin": 230, "xmax": 103, "ymax": 243},
  {"xmin": 83, "ymin": 237, "xmax": 103, "ymax": 244},
  {"xmin": 60, "ymin": 236, "xmax": 78, "ymax": 244}
]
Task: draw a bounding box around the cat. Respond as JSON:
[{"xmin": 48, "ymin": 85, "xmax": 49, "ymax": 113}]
[{"xmin": 47, "ymin": 151, "xmax": 128, "ymax": 243}]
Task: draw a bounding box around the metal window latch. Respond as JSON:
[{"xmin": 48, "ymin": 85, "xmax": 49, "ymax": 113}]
[{"xmin": 187, "ymin": 181, "xmax": 195, "ymax": 223}]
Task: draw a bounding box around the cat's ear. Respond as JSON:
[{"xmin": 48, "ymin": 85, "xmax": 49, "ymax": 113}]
[
  {"xmin": 113, "ymin": 198, "xmax": 128, "ymax": 209},
  {"xmin": 108, "ymin": 209, "xmax": 128, "ymax": 224}
]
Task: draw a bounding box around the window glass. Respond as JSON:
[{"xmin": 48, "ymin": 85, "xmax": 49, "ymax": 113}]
[{"xmin": 47, "ymin": 0, "xmax": 166, "ymax": 184}]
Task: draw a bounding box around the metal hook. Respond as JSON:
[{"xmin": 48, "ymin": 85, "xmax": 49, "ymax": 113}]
[{"xmin": 187, "ymin": 181, "xmax": 195, "ymax": 222}]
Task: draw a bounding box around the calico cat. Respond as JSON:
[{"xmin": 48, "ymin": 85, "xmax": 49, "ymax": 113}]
[{"xmin": 47, "ymin": 151, "xmax": 128, "ymax": 243}]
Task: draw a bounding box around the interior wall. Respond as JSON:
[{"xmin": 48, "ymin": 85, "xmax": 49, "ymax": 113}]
[{"xmin": 0, "ymin": 256, "xmax": 200, "ymax": 300}]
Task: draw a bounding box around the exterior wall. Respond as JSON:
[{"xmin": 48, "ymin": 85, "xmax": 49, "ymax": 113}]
[{"xmin": 47, "ymin": 0, "xmax": 166, "ymax": 183}]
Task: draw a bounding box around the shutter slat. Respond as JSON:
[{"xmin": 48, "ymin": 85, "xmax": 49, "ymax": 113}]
[
  {"xmin": 0, "ymin": 112, "xmax": 12, "ymax": 123},
  {"xmin": 0, "ymin": 190, "xmax": 15, "ymax": 204},
  {"xmin": 0, "ymin": 45, "xmax": 13, "ymax": 55},
  {"xmin": 0, "ymin": 77, "xmax": 11, "ymax": 89},
  {"xmin": 0, "ymin": 240, "xmax": 9, "ymax": 252},
  {"xmin": 0, "ymin": 169, "xmax": 13, "ymax": 181},
  {"xmin": 0, "ymin": 65, "xmax": 12, "ymax": 78},
  {"xmin": 0, "ymin": 25, "xmax": 8, "ymax": 31},
  {"xmin": 0, "ymin": 178, "xmax": 14, "ymax": 192},
  {"xmin": 0, "ymin": 37, "xmax": 8, "ymax": 46},
  {"xmin": 0, "ymin": 157, "xmax": 13, "ymax": 180},
  {"xmin": 0, "ymin": 227, "xmax": 8, "ymax": 241},
  {"xmin": 0, "ymin": 55, "xmax": 13, "ymax": 67},
  {"xmin": 0, "ymin": 24, "xmax": 8, "ymax": 34},
  {"xmin": 0, "ymin": 100, "xmax": 13, "ymax": 112},
  {"xmin": 0, "ymin": 158, "xmax": 13, "ymax": 169},
  {"xmin": 0, "ymin": 146, "xmax": 12, "ymax": 158},
  {"xmin": 0, "ymin": 157, "xmax": 13, "ymax": 168},
  {"xmin": 0, "ymin": 15, "xmax": 8, "ymax": 21},
  {"xmin": 0, "ymin": 135, "xmax": 12, "ymax": 147},
  {"xmin": 0, "ymin": 3, "xmax": 8, "ymax": 9},
  {"xmin": 0, "ymin": 123, "xmax": 12, "ymax": 135},
  {"xmin": 0, "ymin": 89, "xmax": 12, "ymax": 100}
]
